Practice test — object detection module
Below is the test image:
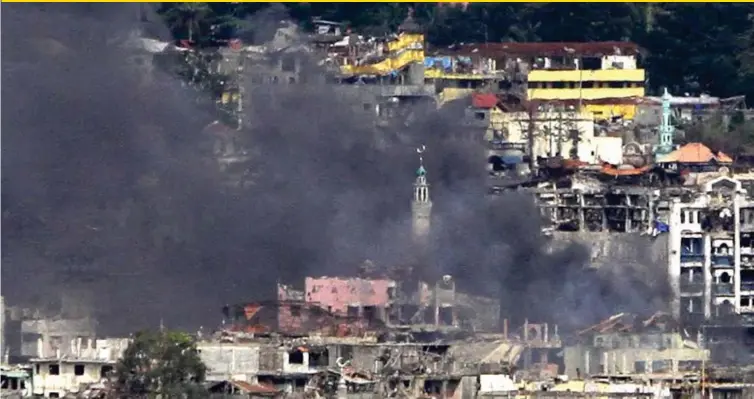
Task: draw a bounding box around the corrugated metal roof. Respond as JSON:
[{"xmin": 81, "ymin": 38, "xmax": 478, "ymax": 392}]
[
  {"xmin": 231, "ymin": 380, "xmax": 279, "ymax": 395},
  {"xmin": 440, "ymin": 41, "xmax": 640, "ymax": 58}
]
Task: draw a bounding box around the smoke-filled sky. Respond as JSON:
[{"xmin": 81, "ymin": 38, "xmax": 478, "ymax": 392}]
[{"xmin": 2, "ymin": 3, "xmax": 670, "ymax": 334}]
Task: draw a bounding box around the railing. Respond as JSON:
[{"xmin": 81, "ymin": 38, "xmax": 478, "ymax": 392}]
[
  {"xmin": 680, "ymin": 281, "xmax": 705, "ymax": 293},
  {"xmin": 711, "ymin": 254, "xmax": 733, "ymax": 266},
  {"xmin": 489, "ymin": 140, "xmax": 527, "ymax": 152},
  {"xmin": 680, "ymin": 253, "xmax": 705, "ymax": 263},
  {"xmin": 713, "ymin": 283, "xmax": 734, "ymax": 295}
]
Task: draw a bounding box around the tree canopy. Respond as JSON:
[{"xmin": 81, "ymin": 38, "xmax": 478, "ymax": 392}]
[
  {"xmin": 156, "ymin": 2, "xmax": 754, "ymax": 100},
  {"xmin": 114, "ymin": 330, "xmax": 207, "ymax": 399}
]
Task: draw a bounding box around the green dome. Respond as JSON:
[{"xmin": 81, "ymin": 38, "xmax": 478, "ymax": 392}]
[{"xmin": 416, "ymin": 165, "xmax": 427, "ymax": 176}]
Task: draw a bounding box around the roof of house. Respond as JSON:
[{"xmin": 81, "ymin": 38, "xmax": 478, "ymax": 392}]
[
  {"xmin": 658, "ymin": 143, "xmax": 733, "ymax": 164},
  {"xmin": 438, "ymin": 41, "xmax": 640, "ymax": 58},
  {"xmin": 471, "ymin": 93, "xmax": 498, "ymax": 109}
]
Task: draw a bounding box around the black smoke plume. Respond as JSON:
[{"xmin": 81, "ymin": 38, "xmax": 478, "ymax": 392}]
[{"xmin": 2, "ymin": 3, "xmax": 670, "ymax": 334}]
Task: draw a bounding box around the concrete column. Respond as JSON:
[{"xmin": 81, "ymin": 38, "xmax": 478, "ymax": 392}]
[
  {"xmin": 735, "ymin": 195, "xmax": 743, "ymax": 313},
  {"xmin": 625, "ymin": 194, "xmax": 633, "ymax": 232},
  {"xmin": 704, "ymin": 234, "xmax": 712, "ymax": 319}
]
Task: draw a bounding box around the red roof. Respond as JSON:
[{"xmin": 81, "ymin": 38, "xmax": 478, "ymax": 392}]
[
  {"xmin": 659, "ymin": 143, "xmax": 733, "ymax": 164},
  {"xmin": 472, "ymin": 93, "xmax": 498, "ymax": 109}
]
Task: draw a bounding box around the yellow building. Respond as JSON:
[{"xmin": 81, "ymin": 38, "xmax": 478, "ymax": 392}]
[{"xmin": 440, "ymin": 42, "xmax": 645, "ymax": 121}]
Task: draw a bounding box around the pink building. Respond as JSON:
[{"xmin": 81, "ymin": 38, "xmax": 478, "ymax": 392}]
[{"xmin": 305, "ymin": 277, "xmax": 395, "ymax": 319}]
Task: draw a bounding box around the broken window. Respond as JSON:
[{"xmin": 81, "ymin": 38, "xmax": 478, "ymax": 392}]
[
  {"xmin": 438, "ymin": 307, "xmax": 454, "ymax": 326},
  {"xmin": 49, "ymin": 393, "xmax": 60, "ymax": 399},
  {"xmin": 281, "ymin": 56, "xmax": 296, "ymax": 72},
  {"xmin": 288, "ymin": 349, "xmax": 305, "ymax": 364},
  {"xmin": 290, "ymin": 305, "xmax": 302, "ymax": 317},
  {"xmin": 339, "ymin": 345, "xmax": 353, "ymax": 360},
  {"xmin": 347, "ymin": 306, "xmax": 360, "ymax": 318},
  {"xmin": 474, "ymin": 112, "xmax": 486, "ymax": 120},
  {"xmin": 74, "ymin": 364, "xmax": 85, "ymax": 376},
  {"xmin": 49, "ymin": 364, "xmax": 60, "ymax": 375},
  {"xmin": 100, "ymin": 365, "xmax": 113, "ymax": 378},
  {"xmin": 634, "ymin": 361, "xmax": 646, "ymax": 373},
  {"xmin": 363, "ymin": 306, "xmax": 378, "ymax": 322},
  {"xmin": 309, "ymin": 348, "xmax": 329, "ymax": 367}
]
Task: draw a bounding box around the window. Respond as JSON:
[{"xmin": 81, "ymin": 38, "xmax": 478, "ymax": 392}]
[
  {"xmin": 474, "ymin": 112, "xmax": 486, "ymax": 120},
  {"xmin": 681, "ymin": 211, "xmax": 686, "ymax": 223},
  {"xmin": 35, "ymin": 364, "xmax": 40, "ymax": 375},
  {"xmin": 100, "ymin": 365, "xmax": 114, "ymax": 378},
  {"xmin": 288, "ymin": 350, "xmax": 305, "ymax": 364},
  {"xmin": 281, "ymin": 56, "xmax": 296, "ymax": 72},
  {"xmin": 49, "ymin": 364, "xmax": 60, "ymax": 375},
  {"xmin": 49, "ymin": 393, "xmax": 60, "ymax": 398},
  {"xmin": 290, "ymin": 305, "xmax": 301, "ymax": 317},
  {"xmin": 74, "ymin": 364, "xmax": 85, "ymax": 376}
]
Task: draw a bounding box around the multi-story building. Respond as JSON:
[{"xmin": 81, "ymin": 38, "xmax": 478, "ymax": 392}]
[
  {"xmin": 436, "ymin": 41, "xmax": 645, "ymax": 121},
  {"xmin": 30, "ymin": 338, "xmax": 129, "ymax": 398},
  {"xmin": 667, "ymin": 175, "xmax": 746, "ymax": 325}
]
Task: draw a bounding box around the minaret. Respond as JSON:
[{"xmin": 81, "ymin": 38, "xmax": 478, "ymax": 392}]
[
  {"xmin": 412, "ymin": 145, "xmax": 432, "ymax": 244},
  {"xmin": 655, "ymin": 87, "xmax": 675, "ymax": 160}
]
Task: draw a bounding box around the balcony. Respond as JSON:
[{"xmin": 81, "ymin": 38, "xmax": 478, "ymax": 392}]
[
  {"xmin": 680, "ymin": 252, "xmax": 705, "ymax": 264},
  {"xmin": 680, "ymin": 281, "xmax": 705, "ymax": 294},
  {"xmin": 489, "ymin": 140, "xmax": 527, "ymax": 152},
  {"xmin": 711, "ymin": 255, "xmax": 734, "ymax": 267},
  {"xmin": 713, "ymin": 284, "xmax": 734, "ymax": 295}
]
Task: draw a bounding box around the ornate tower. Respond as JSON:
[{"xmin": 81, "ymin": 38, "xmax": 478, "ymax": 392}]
[
  {"xmin": 655, "ymin": 87, "xmax": 676, "ymax": 159},
  {"xmin": 412, "ymin": 146, "xmax": 432, "ymax": 244}
]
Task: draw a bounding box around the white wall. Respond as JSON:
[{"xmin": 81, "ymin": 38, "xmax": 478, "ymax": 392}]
[
  {"xmin": 600, "ymin": 55, "xmax": 637, "ymax": 70},
  {"xmin": 479, "ymin": 374, "xmax": 516, "ymax": 393},
  {"xmin": 198, "ymin": 343, "xmax": 261, "ymax": 382},
  {"xmin": 32, "ymin": 361, "xmax": 112, "ymax": 397},
  {"xmin": 21, "ymin": 318, "xmax": 97, "ymax": 358}
]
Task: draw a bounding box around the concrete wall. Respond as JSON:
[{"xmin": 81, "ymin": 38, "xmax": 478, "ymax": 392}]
[
  {"xmin": 198, "ymin": 343, "xmax": 261, "ymax": 382},
  {"xmin": 20, "ymin": 318, "xmax": 97, "ymax": 358},
  {"xmin": 32, "ymin": 360, "xmax": 112, "ymax": 397},
  {"xmin": 305, "ymin": 277, "xmax": 394, "ymax": 315},
  {"xmin": 564, "ymin": 337, "xmax": 708, "ymax": 378}
]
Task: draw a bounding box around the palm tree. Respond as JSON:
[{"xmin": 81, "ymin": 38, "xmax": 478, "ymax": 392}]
[{"xmin": 162, "ymin": 3, "xmax": 212, "ymax": 42}]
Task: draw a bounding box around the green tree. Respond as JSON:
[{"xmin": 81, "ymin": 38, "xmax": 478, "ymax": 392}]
[
  {"xmin": 114, "ymin": 330, "xmax": 207, "ymax": 399},
  {"xmin": 160, "ymin": 2, "xmax": 213, "ymax": 42}
]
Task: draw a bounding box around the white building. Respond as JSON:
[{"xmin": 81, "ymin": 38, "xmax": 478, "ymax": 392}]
[
  {"xmin": 30, "ymin": 338, "xmax": 129, "ymax": 398},
  {"xmin": 197, "ymin": 342, "xmax": 261, "ymax": 383},
  {"xmin": 20, "ymin": 318, "xmax": 97, "ymax": 359},
  {"xmin": 667, "ymin": 176, "xmax": 748, "ymax": 323}
]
